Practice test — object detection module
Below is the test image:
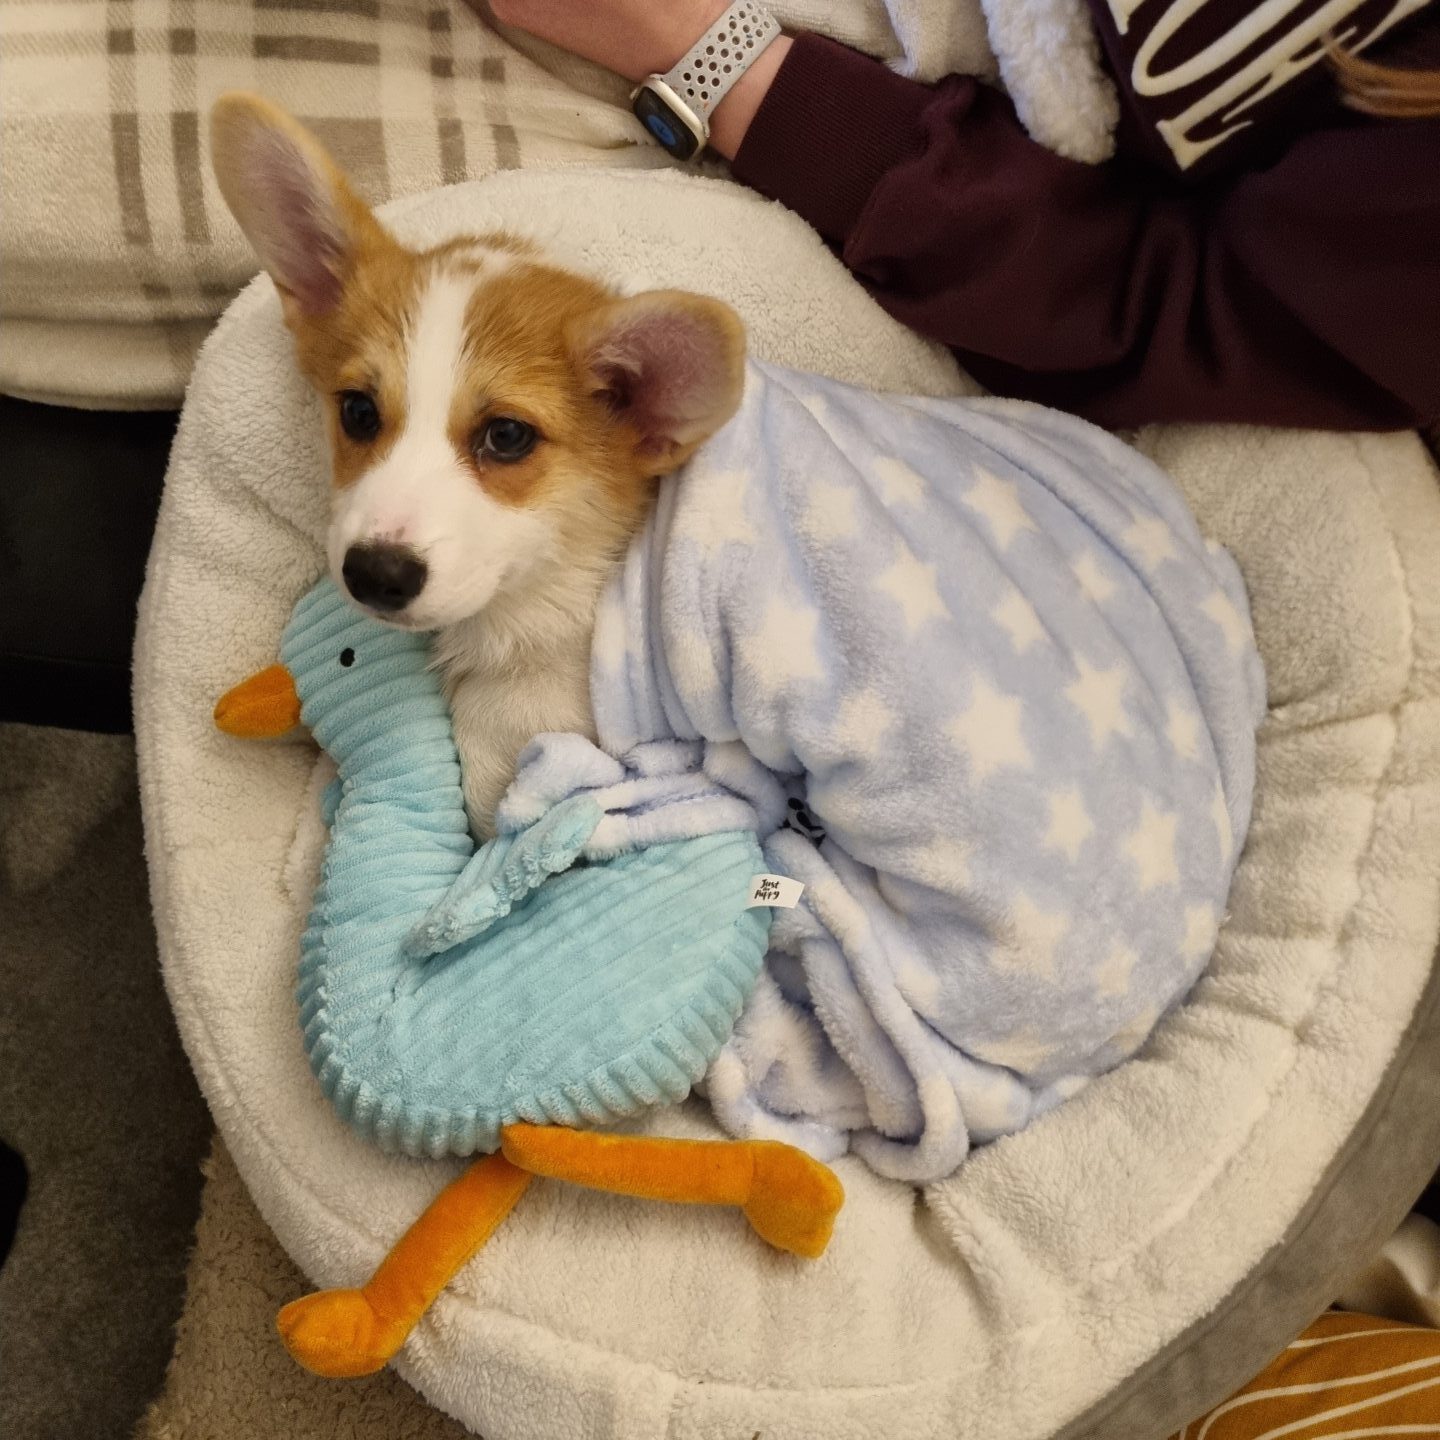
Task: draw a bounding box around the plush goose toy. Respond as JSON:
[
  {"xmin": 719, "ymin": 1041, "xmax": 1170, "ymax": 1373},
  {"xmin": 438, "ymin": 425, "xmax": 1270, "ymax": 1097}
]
[{"xmin": 215, "ymin": 578, "xmax": 843, "ymax": 1379}]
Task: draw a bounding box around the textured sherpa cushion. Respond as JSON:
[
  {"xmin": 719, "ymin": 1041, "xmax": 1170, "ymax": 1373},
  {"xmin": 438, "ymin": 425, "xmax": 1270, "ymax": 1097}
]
[
  {"xmin": 278, "ymin": 580, "xmax": 768, "ymax": 1159},
  {"xmin": 135, "ymin": 169, "xmax": 1440, "ymax": 1440}
]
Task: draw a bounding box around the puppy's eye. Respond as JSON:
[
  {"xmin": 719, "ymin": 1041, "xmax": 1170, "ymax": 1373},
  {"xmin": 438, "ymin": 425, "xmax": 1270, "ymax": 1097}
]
[
  {"xmin": 478, "ymin": 417, "xmax": 537, "ymax": 463},
  {"xmin": 339, "ymin": 391, "xmax": 381, "ymax": 443},
  {"xmin": 339, "ymin": 647, "xmax": 355, "ymax": 668}
]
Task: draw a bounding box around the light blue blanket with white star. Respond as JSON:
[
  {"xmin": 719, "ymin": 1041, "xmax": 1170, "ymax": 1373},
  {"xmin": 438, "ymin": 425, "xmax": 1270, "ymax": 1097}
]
[{"xmin": 496, "ymin": 360, "xmax": 1266, "ymax": 1183}]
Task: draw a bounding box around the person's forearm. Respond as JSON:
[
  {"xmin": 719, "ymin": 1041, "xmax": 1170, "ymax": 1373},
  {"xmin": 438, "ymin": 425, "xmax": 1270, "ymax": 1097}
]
[
  {"xmin": 482, "ymin": 0, "xmax": 787, "ymax": 158},
  {"xmin": 706, "ymin": 37, "xmax": 790, "ymax": 159},
  {"xmin": 731, "ymin": 35, "xmax": 1434, "ymax": 431},
  {"xmin": 481, "ymin": 10, "xmax": 1436, "ymax": 430}
]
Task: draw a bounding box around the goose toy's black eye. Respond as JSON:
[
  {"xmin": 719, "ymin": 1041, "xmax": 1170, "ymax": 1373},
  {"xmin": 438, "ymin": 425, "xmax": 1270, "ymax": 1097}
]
[
  {"xmin": 339, "ymin": 391, "xmax": 381, "ymax": 442},
  {"xmin": 478, "ymin": 417, "xmax": 537, "ymax": 463},
  {"xmin": 339, "ymin": 647, "xmax": 355, "ymax": 668}
]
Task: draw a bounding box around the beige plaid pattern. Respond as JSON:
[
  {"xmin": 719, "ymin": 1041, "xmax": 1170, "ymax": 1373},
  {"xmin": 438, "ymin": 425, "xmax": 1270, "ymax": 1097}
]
[
  {"xmin": 0, "ymin": 0, "xmax": 675, "ymax": 408},
  {"xmin": 0, "ymin": 0, "xmax": 922, "ymax": 410}
]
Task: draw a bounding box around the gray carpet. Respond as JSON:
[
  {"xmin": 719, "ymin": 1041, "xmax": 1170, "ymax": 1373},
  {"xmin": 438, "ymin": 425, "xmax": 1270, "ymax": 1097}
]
[{"xmin": 0, "ymin": 723, "xmax": 212, "ymax": 1440}]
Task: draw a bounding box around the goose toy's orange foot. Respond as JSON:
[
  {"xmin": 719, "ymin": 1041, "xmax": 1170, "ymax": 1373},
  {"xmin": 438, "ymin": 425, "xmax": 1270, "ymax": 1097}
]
[
  {"xmin": 277, "ymin": 1128, "xmax": 844, "ymax": 1378},
  {"xmin": 498, "ymin": 1124, "xmax": 845, "ymax": 1259},
  {"xmin": 279, "ymin": 1152, "xmax": 532, "ymax": 1378},
  {"xmin": 277, "ymin": 1287, "xmax": 405, "ymax": 1379},
  {"xmin": 741, "ymin": 1143, "xmax": 846, "ymax": 1258}
]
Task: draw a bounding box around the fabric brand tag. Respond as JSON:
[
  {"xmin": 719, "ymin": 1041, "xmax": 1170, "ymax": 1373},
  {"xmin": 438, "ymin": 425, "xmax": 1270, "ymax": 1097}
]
[{"xmin": 746, "ymin": 874, "xmax": 805, "ymax": 909}]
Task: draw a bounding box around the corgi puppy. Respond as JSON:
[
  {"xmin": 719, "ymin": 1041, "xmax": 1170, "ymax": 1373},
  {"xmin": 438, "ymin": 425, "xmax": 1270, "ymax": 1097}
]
[{"xmin": 210, "ymin": 95, "xmax": 744, "ymax": 833}]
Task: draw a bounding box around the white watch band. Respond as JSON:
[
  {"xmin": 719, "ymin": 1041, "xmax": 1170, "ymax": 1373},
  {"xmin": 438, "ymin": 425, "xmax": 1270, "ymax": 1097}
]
[{"xmin": 660, "ymin": 1, "xmax": 782, "ymax": 129}]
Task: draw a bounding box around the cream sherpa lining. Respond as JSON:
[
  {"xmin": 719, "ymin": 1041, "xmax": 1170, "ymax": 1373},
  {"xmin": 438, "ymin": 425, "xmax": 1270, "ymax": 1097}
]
[{"xmin": 135, "ymin": 169, "xmax": 1440, "ymax": 1440}]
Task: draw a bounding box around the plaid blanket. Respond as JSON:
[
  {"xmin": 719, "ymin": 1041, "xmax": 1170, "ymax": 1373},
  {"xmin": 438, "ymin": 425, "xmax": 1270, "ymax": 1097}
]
[
  {"xmin": 0, "ymin": 0, "xmax": 992, "ymax": 410},
  {"xmin": 0, "ymin": 0, "xmax": 1092, "ymax": 411},
  {"xmin": 0, "ymin": 0, "xmax": 673, "ymax": 408}
]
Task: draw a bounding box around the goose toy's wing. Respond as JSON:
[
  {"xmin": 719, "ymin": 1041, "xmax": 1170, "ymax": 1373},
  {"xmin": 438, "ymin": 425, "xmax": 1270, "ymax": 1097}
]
[{"xmin": 404, "ymin": 794, "xmax": 604, "ymax": 959}]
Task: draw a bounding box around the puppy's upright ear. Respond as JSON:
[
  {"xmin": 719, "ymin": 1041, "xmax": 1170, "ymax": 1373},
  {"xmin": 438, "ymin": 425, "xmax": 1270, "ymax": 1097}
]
[
  {"xmin": 210, "ymin": 92, "xmax": 393, "ymax": 324},
  {"xmin": 569, "ymin": 291, "xmax": 746, "ymax": 476}
]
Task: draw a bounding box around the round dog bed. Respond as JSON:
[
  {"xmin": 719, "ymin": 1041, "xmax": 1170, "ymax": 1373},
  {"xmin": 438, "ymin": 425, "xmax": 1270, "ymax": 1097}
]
[{"xmin": 135, "ymin": 168, "xmax": 1440, "ymax": 1440}]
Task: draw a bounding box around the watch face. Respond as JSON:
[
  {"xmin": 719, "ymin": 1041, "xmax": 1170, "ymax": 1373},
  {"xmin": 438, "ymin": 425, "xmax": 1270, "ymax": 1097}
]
[{"xmin": 633, "ymin": 89, "xmax": 702, "ymax": 161}]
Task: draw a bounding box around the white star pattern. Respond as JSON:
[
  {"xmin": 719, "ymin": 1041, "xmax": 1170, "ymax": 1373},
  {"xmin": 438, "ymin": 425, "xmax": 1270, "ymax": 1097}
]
[
  {"xmin": 1125, "ymin": 515, "xmax": 1176, "ymax": 573},
  {"xmin": 1095, "ymin": 943, "xmax": 1138, "ymax": 998},
  {"xmin": 1212, "ymin": 781, "xmax": 1234, "ymax": 863},
  {"xmin": 872, "ymin": 456, "xmax": 926, "ymax": 509},
  {"xmin": 905, "ymin": 835, "xmax": 973, "ymax": 891},
  {"xmin": 742, "ymin": 596, "xmax": 824, "ymax": 697},
  {"xmin": 949, "ymin": 679, "xmax": 1032, "ymax": 781},
  {"xmin": 798, "ymin": 479, "xmax": 860, "ymax": 545},
  {"xmin": 590, "ymin": 595, "xmax": 627, "ymax": 676},
  {"xmin": 830, "ymin": 688, "xmax": 896, "ymax": 760},
  {"xmin": 798, "ymin": 392, "xmax": 830, "ymax": 427},
  {"xmin": 1181, "ymin": 904, "xmax": 1219, "ymax": 965},
  {"xmin": 896, "ymin": 958, "xmax": 944, "ymax": 1012},
  {"xmin": 1202, "ymin": 589, "xmax": 1249, "ymax": 653},
  {"xmin": 918, "ymin": 1073, "xmax": 961, "ymax": 1128},
  {"xmin": 740, "ymin": 996, "xmax": 812, "ymax": 1066},
  {"xmin": 996, "ymin": 895, "xmax": 1068, "ymax": 981},
  {"xmin": 876, "ymin": 547, "xmax": 950, "ymax": 635},
  {"xmin": 1065, "ymin": 657, "xmax": 1133, "ymax": 749},
  {"xmin": 1044, "ymin": 786, "xmax": 1094, "ymax": 862},
  {"xmin": 993, "ymin": 589, "xmax": 1045, "ymax": 654},
  {"xmin": 674, "ymin": 467, "xmax": 756, "ymax": 554},
  {"xmin": 964, "ymin": 468, "xmax": 1036, "ymax": 550},
  {"xmin": 666, "ymin": 622, "xmax": 721, "ymax": 701},
  {"xmin": 1072, "ymin": 550, "xmax": 1117, "ymax": 605},
  {"xmin": 1112, "ymin": 1004, "xmax": 1162, "ymax": 1058},
  {"xmin": 1166, "ymin": 698, "xmax": 1201, "ymax": 761},
  {"xmin": 963, "ymin": 1068, "xmax": 1029, "ymax": 1132},
  {"xmin": 1124, "ymin": 798, "xmax": 1180, "ymax": 891},
  {"xmin": 616, "ymin": 368, "xmax": 1263, "ymax": 1148},
  {"xmin": 982, "ymin": 1029, "xmax": 1056, "ymax": 1074}
]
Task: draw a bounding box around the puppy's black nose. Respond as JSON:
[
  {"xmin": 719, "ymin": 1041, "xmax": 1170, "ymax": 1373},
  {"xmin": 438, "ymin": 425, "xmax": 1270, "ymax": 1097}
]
[{"xmin": 342, "ymin": 542, "xmax": 428, "ymax": 612}]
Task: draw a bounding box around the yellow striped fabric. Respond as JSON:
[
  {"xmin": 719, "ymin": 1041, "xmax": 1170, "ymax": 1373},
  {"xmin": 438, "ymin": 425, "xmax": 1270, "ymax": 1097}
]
[{"xmin": 1174, "ymin": 1311, "xmax": 1440, "ymax": 1440}]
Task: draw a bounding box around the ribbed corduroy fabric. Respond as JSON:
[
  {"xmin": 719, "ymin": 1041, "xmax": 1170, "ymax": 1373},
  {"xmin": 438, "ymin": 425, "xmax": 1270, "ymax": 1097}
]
[{"xmin": 281, "ymin": 581, "xmax": 769, "ymax": 1158}]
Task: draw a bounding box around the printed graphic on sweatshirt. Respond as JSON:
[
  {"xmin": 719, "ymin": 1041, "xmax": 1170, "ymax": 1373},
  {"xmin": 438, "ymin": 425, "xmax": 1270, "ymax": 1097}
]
[{"xmin": 1092, "ymin": 0, "xmax": 1429, "ymax": 169}]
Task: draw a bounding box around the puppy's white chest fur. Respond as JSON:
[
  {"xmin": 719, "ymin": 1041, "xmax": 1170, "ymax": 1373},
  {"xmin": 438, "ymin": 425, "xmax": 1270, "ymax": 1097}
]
[{"xmin": 434, "ymin": 577, "xmax": 602, "ymax": 839}]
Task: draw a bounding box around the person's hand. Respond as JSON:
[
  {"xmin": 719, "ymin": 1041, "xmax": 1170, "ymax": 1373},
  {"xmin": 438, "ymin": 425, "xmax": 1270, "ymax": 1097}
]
[
  {"xmin": 486, "ymin": 0, "xmax": 731, "ymax": 84},
  {"xmin": 485, "ymin": 0, "xmax": 793, "ymax": 158}
]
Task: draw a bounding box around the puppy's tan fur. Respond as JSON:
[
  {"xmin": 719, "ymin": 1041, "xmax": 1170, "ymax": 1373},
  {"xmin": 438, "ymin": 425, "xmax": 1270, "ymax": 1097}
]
[{"xmin": 211, "ymin": 94, "xmax": 745, "ymax": 830}]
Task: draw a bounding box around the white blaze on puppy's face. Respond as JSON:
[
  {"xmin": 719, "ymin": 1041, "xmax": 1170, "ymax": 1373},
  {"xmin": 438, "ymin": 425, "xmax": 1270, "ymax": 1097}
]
[
  {"xmin": 212, "ymin": 92, "xmax": 748, "ymax": 833},
  {"xmin": 211, "ymin": 92, "xmax": 747, "ymax": 638},
  {"xmin": 325, "ymin": 264, "xmax": 553, "ymax": 631}
]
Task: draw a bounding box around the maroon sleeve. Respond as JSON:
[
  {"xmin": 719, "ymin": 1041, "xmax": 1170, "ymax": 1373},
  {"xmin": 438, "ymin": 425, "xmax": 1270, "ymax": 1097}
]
[{"xmin": 731, "ymin": 34, "xmax": 1440, "ymax": 432}]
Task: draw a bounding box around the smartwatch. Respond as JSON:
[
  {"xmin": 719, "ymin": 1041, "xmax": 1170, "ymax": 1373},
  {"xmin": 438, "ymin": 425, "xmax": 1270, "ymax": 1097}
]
[{"xmin": 630, "ymin": 2, "xmax": 782, "ymax": 161}]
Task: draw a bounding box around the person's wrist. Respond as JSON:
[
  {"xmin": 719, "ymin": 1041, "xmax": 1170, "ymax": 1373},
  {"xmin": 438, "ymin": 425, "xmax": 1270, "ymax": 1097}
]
[
  {"xmin": 617, "ymin": 1, "xmax": 731, "ymax": 83},
  {"xmin": 706, "ymin": 34, "xmax": 790, "ymax": 159}
]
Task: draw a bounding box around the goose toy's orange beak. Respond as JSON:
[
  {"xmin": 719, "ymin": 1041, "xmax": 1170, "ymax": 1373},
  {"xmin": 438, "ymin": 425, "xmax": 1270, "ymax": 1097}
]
[{"xmin": 214, "ymin": 663, "xmax": 301, "ymax": 738}]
